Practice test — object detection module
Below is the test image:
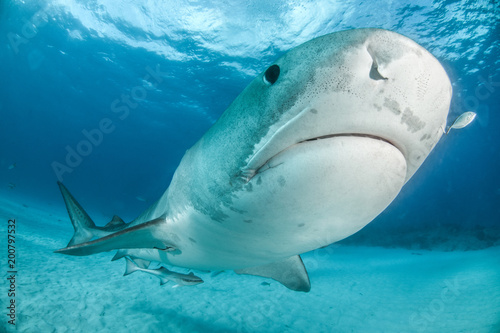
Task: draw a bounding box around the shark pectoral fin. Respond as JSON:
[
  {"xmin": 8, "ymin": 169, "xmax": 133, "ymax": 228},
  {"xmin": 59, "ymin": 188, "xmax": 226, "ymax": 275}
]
[
  {"xmin": 235, "ymin": 255, "xmax": 311, "ymax": 292},
  {"xmin": 54, "ymin": 217, "xmax": 173, "ymax": 256}
]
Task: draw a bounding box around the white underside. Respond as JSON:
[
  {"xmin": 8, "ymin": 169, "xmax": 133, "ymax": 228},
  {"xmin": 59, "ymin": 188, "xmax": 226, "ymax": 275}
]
[{"xmin": 158, "ymin": 136, "xmax": 407, "ymax": 270}]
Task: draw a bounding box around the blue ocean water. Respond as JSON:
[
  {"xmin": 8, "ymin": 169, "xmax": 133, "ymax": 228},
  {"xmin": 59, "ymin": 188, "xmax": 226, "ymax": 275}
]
[
  {"xmin": 2, "ymin": 0, "xmax": 499, "ymax": 246},
  {"xmin": 1, "ymin": 0, "xmax": 499, "ymax": 332}
]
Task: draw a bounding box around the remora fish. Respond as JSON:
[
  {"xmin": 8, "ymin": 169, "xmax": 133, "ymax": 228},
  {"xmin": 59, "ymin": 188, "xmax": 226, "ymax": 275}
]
[
  {"xmin": 56, "ymin": 29, "xmax": 455, "ymax": 292},
  {"xmin": 123, "ymin": 257, "xmax": 203, "ymax": 287}
]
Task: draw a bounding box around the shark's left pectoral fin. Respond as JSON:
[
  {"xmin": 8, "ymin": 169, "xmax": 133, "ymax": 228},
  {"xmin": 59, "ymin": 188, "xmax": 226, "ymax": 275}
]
[
  {"xmin": 54, "ymin": 217, "xmax": 175, "ymax": 256},
  {"xmin": 235, "ymin": 255, "xmax": 311, "ymax": 292}
]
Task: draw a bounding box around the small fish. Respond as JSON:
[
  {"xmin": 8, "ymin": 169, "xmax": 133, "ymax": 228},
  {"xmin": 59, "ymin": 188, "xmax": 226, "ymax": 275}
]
[
  {"xmin": 135, "ymin": 196, "xmax": 146, "ymax": 202},
  {"xmin": 123, "ymin": 257, "xmax": 203, "ymax": 287},
  {"xmin": 8, "ymin": 163, "xmax": 16, "ymax": 170},
  {"xmin": 446, "ymin": 111, "xmax": 476, "ymax": 134},
  {"xmin": 7, "ymin": 183, "xmax": 16, "ymax": 189}
]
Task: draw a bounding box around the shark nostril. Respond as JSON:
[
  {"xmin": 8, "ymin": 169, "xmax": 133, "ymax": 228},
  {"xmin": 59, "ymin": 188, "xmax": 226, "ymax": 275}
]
[
  {"xmin": 367, "ymin": 46, "xmax": 388, "ymax": 81},
  {"xmin": 370, "ymin": 60, "xmax": 388, "ymax": 81}
]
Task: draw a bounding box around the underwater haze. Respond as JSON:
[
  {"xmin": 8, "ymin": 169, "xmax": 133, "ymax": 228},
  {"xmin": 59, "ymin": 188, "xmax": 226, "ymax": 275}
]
[{"xmin": 1, "ymin": 0, "xmax": 499, "ymax": 332}]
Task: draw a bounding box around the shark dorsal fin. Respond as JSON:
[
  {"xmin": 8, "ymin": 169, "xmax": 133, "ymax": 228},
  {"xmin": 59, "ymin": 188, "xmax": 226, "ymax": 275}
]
[
  {"xmin": 104, "ymin": 215, "xmax": 126, "ymax": 228},
  {"xmin": 235, "ymin": 255, "xmax": 311, "ymax": 292}
]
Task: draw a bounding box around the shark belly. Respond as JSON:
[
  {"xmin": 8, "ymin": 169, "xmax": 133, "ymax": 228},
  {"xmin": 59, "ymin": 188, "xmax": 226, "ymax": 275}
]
[{"xmin": 161, "ymin": 135, "xmax": 406, "ymax": 270}]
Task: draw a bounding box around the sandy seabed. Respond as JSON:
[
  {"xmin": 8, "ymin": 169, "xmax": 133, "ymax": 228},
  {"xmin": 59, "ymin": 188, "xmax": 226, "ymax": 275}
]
[{"xmin": 1, "ymin": 197, "xmax": 499, "ymax": 333}]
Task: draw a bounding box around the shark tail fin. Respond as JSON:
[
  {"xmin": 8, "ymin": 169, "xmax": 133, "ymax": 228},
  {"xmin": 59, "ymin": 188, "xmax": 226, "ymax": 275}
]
[
  {"xmin": 57, "ymin": 181, "xmax": 97, "ymax": 247},
  {"xmin": 123, "ymin": 257, "xmax": 140, "ymax": 276}
]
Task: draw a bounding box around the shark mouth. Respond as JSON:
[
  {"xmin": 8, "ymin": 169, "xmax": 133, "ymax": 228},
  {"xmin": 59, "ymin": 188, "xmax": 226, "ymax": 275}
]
[
  {"xmin": 239, "ymin": 103, "xmax": 406, "ymax": 184},
  {"xmin": 240, "ymin": 132, "xmax": 401, "ymax": 183},
  {"xmin": 301, "ymin": 133, "xmax": 396, "ymax": 148}
]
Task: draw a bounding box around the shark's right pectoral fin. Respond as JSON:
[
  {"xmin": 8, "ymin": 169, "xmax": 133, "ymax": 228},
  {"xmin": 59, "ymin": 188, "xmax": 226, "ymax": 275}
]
[
  {"xmin": 54, "ymin": 217, "xmax": 175, "ymax": 256},
  {"xmin": 235, "ymin": 255, "xmax": 311, "ymax": 292}
]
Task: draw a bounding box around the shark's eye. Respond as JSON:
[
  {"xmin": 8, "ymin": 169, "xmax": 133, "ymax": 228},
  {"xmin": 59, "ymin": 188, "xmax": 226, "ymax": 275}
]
[{"xmin": 263, "ymin": 64, "xmax": 280, "ymax": 85}]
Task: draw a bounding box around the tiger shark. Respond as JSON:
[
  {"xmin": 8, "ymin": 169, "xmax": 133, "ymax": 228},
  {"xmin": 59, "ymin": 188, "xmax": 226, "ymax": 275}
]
[{"xmin": 55, "ymin": 28, "xmax": 453, "ymax": 292}]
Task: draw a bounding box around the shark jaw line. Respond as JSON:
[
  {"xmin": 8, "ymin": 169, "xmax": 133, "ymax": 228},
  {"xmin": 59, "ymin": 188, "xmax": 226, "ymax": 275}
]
[
  {"xmin": 301, "ymin": 133, "xmax": 397, "ymax": 148},
  {"xmin": 240, "ymin": 133, "xmax": 401, "ymax": 183}
]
